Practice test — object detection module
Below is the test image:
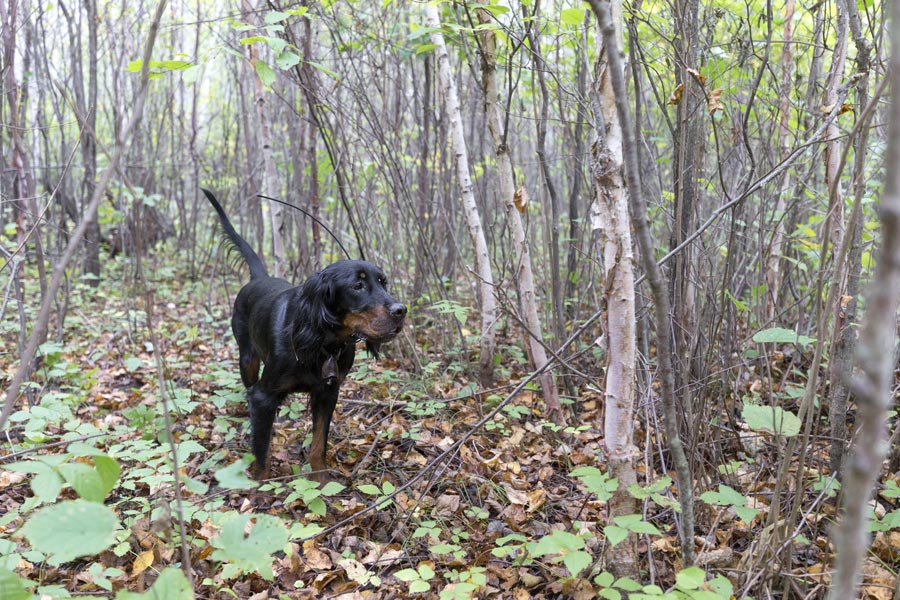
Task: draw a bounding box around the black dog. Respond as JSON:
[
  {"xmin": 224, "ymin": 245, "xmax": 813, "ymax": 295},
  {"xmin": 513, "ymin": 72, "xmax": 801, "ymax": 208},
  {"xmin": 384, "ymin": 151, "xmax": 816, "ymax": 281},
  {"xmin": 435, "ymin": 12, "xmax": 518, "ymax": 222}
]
[{"xmin": 203, "ymin": 189, "xmax": 406, "ymax": 482}]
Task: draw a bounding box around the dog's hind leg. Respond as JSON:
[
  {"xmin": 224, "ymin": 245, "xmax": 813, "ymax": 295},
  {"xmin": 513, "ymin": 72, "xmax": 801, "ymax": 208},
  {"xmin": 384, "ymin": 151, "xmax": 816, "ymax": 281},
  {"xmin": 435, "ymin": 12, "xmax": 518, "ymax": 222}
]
[{"xmin": 232, "ymin": 311, "xmax": 260, "ymax": 387}]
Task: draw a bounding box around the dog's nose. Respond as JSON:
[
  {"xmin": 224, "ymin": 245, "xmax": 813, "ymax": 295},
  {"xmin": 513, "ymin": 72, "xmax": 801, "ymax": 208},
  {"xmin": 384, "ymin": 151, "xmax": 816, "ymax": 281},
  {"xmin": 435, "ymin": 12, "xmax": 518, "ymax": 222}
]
[{"xmin": 389, "ymin": 303, "xmax": 407, "ymax": 319}]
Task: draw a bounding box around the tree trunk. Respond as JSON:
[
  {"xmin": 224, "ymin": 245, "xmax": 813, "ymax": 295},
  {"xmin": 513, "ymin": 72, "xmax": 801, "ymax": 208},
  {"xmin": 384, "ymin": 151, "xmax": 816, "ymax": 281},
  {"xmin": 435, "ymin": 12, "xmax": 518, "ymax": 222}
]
[
  {"xmin": 670, "ymin": 0, "xmax": 703, "ymax": 447},
  {"xmin": 588, "ymin": 0, "xmax": 638, "ymax": 577},
  {"xmin": 426, "ymin": 2, "xmax": 497, "ymax": 386},
  {"xmin": 83, "ymin": 0, "xmax": 100, "ymax": 286},
  {"xmin": 244, "ymin": 0, "xmax": 285, "ymax": 277},
  {"xmin": 766, "ymin": 0, "xmax": 795, "ymax": 321},
  {"xmin": 828, "ymin": 0, "xmax": 871, "ymax": 476},
  {"xmin": 478, "ymin": 8, "xmax": 559, "ymax": 416},
  {"xmin": 587, "ymin": 0, "xmax": 695, "ymax": 568},
  {"xmin": 825, "ymin": 3, "xmax": 900, "ymax": 593}
]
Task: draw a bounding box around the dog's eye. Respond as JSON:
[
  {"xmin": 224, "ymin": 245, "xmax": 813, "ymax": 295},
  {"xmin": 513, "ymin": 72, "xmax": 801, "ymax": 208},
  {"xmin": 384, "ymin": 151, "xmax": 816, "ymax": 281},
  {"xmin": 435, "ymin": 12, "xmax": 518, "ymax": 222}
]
[
  {"xmin": 352, "ymin": 281, "xmax": 366, "ymax": 291},
  {"xmin": 378, "ymin": 277, "xmax": 388, "ymax": 287}
]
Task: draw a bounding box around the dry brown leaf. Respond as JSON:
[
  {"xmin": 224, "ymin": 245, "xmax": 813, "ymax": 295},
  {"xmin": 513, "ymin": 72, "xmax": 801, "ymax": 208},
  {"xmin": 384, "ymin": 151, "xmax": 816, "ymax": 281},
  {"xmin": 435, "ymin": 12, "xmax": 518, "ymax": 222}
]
[
  {"xmin": 436, "ymin": 494, "xmax": 461, "ymax": 515},
  {"xmin": 514, "ymin": 186, "xmax": 528, "ymax": 213},
  {"xmin": 303, "ymin": 540, "xmax": 333, "ymax": 570},
  {"xmin": 708, "ymin": 89, "xmax": 723, "ymax": 114},
  {"xmin": 687, "ymin": 68, "xmax": 706, "ymax": 85},
  {"xmin": 668, "ymin": 84, "xmax": 684, "ymax": 106}
]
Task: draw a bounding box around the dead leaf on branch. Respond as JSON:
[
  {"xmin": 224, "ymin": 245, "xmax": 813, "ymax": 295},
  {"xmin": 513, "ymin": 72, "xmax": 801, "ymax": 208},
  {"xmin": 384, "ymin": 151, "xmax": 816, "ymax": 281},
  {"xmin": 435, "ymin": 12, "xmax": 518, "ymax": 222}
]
[
  {"xmin": 513, "ymin": 186, "xmax": 528, "ymax": 213},
  {"xmin": 667, "ymin": 83, "xmax": 684, "ymax": 106},
  {"xmin": 687, "ymin": 68, "xmax": 706, "ymax": 86},
  {"xmin": 708, "ymin": 89, "xmax": 723, "ymax": 114}
]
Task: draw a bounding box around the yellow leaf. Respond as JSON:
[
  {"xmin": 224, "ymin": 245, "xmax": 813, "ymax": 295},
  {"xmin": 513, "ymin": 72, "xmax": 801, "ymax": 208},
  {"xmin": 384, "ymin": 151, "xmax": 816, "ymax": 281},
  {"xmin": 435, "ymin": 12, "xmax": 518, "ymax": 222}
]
[{"xmin": 132, "ymin": 549, "xmax": 154, "ymax": 576}]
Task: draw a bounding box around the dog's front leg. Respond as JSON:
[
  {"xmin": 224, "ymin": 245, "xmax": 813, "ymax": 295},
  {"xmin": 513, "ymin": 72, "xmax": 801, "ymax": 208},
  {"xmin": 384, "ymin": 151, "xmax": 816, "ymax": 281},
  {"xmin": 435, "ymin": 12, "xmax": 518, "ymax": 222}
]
[
  {"xmin": 308, "ymin": 386, "xmax": 339, "ymax": 483},
  {"xmin": 247, "ymin": 385, "xmax": 281, "ymax": 479}
]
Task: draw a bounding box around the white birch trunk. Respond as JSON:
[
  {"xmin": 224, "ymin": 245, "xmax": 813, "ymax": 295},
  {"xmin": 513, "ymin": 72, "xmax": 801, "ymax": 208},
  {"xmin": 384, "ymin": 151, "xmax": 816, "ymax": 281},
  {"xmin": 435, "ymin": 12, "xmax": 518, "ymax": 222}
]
[
  {"xmin": 590, "ymin": 0, "xmax": 638, "ymax": 576},
  {"xmin": 477, "ymin": 9, "xmax": 559, "ymax": 415},
  {"xmin": 426, "ymin": 3, "xmax": 497, "ymax": 385},
  {"xmin": 245, "ymin": 0, "xmax": 286, "ymax": 277}
]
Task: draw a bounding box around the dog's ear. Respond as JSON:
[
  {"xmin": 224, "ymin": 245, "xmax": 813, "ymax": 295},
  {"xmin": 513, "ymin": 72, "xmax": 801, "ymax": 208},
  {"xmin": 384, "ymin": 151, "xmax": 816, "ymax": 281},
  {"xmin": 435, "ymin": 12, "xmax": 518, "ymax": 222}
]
[{"xmin": 300, "ymin": 271, "xmax": 340, "ymax": 327}]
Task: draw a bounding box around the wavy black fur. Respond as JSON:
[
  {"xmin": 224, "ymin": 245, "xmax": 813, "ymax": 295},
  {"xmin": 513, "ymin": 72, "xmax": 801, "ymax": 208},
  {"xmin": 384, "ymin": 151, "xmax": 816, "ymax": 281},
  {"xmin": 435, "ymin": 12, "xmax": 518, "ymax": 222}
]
[{"xmin": 203, "ymin": 189, "xmax": 406, "ymax": 481}]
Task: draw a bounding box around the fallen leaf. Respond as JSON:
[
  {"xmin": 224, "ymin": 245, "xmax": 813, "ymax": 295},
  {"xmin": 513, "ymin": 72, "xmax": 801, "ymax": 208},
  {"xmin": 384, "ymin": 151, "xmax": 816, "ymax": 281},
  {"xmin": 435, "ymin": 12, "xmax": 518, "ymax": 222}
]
[{"xmin": 132, "ymin": 549, "xmax": 154, "ymax": 576}]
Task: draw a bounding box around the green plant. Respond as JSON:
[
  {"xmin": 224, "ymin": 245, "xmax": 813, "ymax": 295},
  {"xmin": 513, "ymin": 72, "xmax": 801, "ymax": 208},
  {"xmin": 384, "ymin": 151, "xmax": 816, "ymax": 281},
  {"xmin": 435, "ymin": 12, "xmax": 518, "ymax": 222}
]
[
  {"xmin": 357, "ymin": 480, "xmax": 396, "ymax": 509},
  {"xmin": 430, "ymin": 299, "xmax": 470, "ymax": 325},
  {"xmin": 395, "ymin": 562, "xmax": 436, "ymax": 594},
  {"xmin": 284, "ymin": 477, "xmax": 345, "ymax": 516},
  {"xmin": 594, "ymin": 567, "xmax": 738, "ymax": 599},
  {"xmin": 700, "ymin": 484, "xmax": 760, "ymax": 522},
  {"xmin": 209, "ymin": 512, "xmax": 288, "ymax": 580},
  {"xmin": 527, "ymin": 529, "xmax": 592, "ymax": 577},
  {"xmin": 604, "ymin": 514, "xmax": 663, "ymax": 547},
  {"xmin": 439, "ymin": 566, "xmax": 487, "ymax": 599}
]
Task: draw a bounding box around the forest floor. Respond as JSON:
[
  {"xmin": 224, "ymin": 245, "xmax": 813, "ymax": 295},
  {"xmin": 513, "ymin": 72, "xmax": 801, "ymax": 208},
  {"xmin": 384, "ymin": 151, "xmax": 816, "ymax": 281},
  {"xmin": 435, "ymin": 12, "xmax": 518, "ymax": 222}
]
[{"xmin": 1, "ymin": 256, "xmax": 899, "ymax": 599}]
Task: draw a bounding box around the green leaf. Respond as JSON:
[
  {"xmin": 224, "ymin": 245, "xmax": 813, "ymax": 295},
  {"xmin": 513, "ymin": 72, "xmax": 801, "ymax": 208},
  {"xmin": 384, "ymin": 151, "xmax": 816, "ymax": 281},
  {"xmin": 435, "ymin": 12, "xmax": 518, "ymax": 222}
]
[
  {"xmin": 240, "ymin": 35, "xmax": 267, "ymax": 45},
  {"xmin": 700, "ymin": 484, "xmax": 747, "ymax": 507},
  {"xmin": 742, "ymin": 404, "xmax": 801, "ymax": 437},
  {"xmin": 560, "ymin": 8, "xmax": 585, "ymax": 25},
  {"xmin": 20, "ymin": 500, "xmax": 118, "ymax": 564},
  {"xmin": 675, "ymin": 566, "xmax": 706, "ymax": 590},
  {"xmin": 126, "ymin": 59, "xmax": 144, "ymax": 72},
  {"xmin": 478, "ymin": 4, "xmax": 510, "ymax": 14},
  {"xmin": 93, "ymin": 455, "xmax": 120, "ymax": 494},
  {"xmin": 210, "ymin": 513, "xmax": 288, "ymax": 580},
  {"xmin": 562, "ymin": 549, "xmax": 592, "ymax": 577},
  {"xmin": 183, "ymin": 64, "xmax": 201, "ymax": 85},
  {"xmin": 418, "ymin": 563, "xmax": 435, "ymax": 579},
  {"xmin": 308, "ymin": 60, "xmax": 339, "ymax": 80},
  {"xmin": 613, "ymin": 576, "xmax": 643, "ymax": 591},
  {"xmin": 529, "ymin": 530, "xmax": 584, "ymax": 557},
  {"xmin": 31, "ymin": 470, "xmax": 63, "ymax": 503},
  {"xmin": 394, "ymin": 568, "xmax": 421, "ymax": 581},
  {"xmin": 214, "ymin": 456, "xmax": 259, "ymax": 490},
  {"xmin": 604, "ymin": 525, "xmax": 627, "ymax": 547},
  {"xmin": 5, "ymin": 461, "xmax": 63, "ymax": 503},
  {"xmin": 0, "ymin": 568, "xmax": 31, "ymax": 600},
  {"xmin": 752, "ymin": 327, "xmax": 815, "ymax": 346},
  {"xmin": 733, "ymin": 505, "xmax": 761, "ymax": 522},
  {"xmin": 116, "ymin": 567, "xmax": 194, "ymax": 599},
  {"xmin": 264, "ymin": 10, "xmax": 290, "ymax": 24},
  {"xmin": 157, "ymin": 60, "xmax": 192, "ymax": 71},
  {"xmin": 410, "ymin": 579, "xmax": 431, "ymax": 593},
  {"xmin": 709, "ymin": 574, "xmax": 734, "ymax": 597},
  {"xmin": 594, "ymin": 571, "xmax": 615, "ymax": 587},
  {"xmin": 255, "ymin": 60, "xmax": 277, "ymax": 86},
  {"xmin": 624, "ymin": 520, "xmax": 661, "ymax": 536},
  {"xmin": 357, "ymin": 484, "xmax": 381, "ymax": 496},
  {"xmin": 289, "ymin": 522, "xmax": 324, "ymax": 539},
  {"xmin": 58, "ymin": 463, "xmax": 108, "ymax": 503},
  {"xmin": 276, "ymin": 50, "xmax": 301, "ymax": 70},
  {"xmin": 320, "ymin": 481, "xmax": 345, "ymax": 495}
]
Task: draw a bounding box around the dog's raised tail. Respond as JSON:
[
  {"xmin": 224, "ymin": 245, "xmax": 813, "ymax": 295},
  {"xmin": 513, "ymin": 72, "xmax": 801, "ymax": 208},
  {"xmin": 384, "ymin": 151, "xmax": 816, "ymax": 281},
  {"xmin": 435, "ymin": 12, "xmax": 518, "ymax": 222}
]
[{"xmin": 202, "ymin": 188, "xmax": 268, "ymax": 280}]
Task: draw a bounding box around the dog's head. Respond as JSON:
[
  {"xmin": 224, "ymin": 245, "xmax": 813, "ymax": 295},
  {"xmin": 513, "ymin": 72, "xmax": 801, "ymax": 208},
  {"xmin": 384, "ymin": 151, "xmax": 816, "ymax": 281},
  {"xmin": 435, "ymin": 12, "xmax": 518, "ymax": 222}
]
[{"xmin": 299, "ymin": 260, "xmax": 406, "ymax": 354}]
